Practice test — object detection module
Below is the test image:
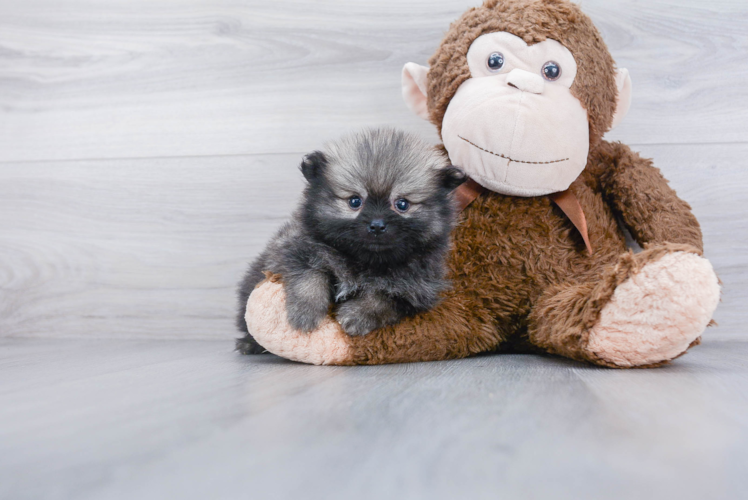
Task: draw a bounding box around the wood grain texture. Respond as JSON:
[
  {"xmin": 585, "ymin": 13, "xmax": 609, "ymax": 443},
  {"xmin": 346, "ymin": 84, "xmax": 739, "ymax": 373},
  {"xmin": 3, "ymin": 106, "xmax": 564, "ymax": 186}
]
[
  {"xmin": 0, "ymin": 0, "xmax": 746, "ymax": 162},
  {"xmin": 1, "ymin": 339, "xmax": 747, "ymax": 500},
  {"xmin": 0, "ymin": 143, "xmax": 745, "ymax": 340},
  {"xmin": 0, "ymin": 153, "xmax": 305, "ymax": 339}
]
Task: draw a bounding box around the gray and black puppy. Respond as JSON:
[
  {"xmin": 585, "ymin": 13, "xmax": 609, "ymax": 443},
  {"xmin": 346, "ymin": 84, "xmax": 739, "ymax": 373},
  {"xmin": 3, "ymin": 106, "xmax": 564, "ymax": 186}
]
[{"xmin": 236, "ymin": 128, "xmax": 466, "ymax": 354}]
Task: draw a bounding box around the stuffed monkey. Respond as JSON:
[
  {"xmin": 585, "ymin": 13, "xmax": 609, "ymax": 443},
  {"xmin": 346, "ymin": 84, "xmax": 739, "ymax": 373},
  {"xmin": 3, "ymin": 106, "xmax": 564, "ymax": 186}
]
[{"xmin": 242, "ymin": 0, "xmax": 720, "ymax": 367}]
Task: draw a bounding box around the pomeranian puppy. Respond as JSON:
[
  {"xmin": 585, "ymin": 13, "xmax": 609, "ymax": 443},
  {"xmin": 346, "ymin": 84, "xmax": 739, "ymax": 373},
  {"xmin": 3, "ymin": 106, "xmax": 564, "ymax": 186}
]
[{"xmin": 236, "ymin": 128, "xmax": 466, "ymax": 354}]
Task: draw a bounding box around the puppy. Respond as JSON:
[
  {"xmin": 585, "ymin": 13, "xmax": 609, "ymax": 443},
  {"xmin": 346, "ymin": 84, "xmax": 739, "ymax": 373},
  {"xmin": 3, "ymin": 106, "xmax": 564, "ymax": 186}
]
[{"xmin": 236, "ymin": 128, "xmax": 466, "ymax": 354}]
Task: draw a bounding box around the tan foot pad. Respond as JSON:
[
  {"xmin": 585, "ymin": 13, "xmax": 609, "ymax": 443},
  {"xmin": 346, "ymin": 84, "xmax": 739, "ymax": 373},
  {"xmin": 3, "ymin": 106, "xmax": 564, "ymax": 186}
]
[
  {"xmin": 245, "ymin": 280, "xmax": 352, "ymax": 365},
  {"xmin": 587, "ymin": 252, "xmax": 720, "ymax": 367}
]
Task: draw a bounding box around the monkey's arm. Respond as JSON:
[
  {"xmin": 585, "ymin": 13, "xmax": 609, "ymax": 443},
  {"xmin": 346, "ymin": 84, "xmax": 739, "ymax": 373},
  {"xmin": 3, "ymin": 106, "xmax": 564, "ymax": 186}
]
[
  {"xmin": 596, "ymin": 141, "xmax": 703, "ymax": 252},
  {"xmin": 345, "ymin": 287, "xmax": 502, "ymax": 364},
  {"xmin": 245, "ymin": 278, "xmax": 502, "ymax": 365}
]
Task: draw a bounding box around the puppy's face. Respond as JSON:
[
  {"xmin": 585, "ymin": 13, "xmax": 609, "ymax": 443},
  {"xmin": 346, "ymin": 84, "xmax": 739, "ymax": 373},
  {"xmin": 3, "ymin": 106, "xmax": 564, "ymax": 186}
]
[{"xmin": 300, "ymin": 130, "xmax": 466, "ymax": 264}]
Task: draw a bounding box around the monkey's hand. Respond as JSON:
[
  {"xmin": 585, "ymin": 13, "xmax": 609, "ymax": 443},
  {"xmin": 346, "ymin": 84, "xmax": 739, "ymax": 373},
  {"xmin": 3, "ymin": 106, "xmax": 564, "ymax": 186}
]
[
  {"xmin": 284, "ymin": 271, "xmax": 331, "ymax": 333},
  {"xmin": 335, "ymin": 293, "xmax": 400, "ymax": 337},
  {"xmin": 245, "ymin": 277, "xmax": 353, "ymax": 365},
  {"xmin": 246, "ymin": 276, "xmax": 501, "ymax": 365}
]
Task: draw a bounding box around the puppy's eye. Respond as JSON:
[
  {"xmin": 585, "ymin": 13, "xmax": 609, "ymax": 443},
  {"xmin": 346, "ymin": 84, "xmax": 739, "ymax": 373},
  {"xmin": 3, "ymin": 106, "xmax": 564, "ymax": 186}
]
[
  {"xmin": 487, "ymin": 52, "xmax": 504, "ymax": 72},
  {"xmin": 394, "ymin": 199, "xmax": 410, "ymax": 213},
  {"xmin": 348, "ymin": 196, "xmax": 363, "ymax": 210},
  {"xmin": 542, "ymin": 61, "xmax": 561, "ymax": 81}
]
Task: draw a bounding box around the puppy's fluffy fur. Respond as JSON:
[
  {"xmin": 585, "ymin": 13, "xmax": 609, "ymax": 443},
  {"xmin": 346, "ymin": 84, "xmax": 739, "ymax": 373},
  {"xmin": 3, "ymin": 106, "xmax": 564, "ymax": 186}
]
[{"xmin": 236, "ymin": 128, "xmax": 466, "ymax": 354}]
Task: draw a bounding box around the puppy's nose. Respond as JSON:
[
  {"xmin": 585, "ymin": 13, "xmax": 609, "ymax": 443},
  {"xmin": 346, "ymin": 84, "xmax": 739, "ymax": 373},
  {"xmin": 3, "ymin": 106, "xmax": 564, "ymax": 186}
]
[{"xmin": 368, "ymin": 219, "xmax": 387, "ymax": 234}]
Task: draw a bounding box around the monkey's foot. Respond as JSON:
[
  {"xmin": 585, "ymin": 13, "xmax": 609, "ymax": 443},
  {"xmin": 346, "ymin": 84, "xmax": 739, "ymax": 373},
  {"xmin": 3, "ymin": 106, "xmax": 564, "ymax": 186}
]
[
  {"xmin": 586, "ymin": 252, "xmax": 720, "ymax": 367},
  {"xmin": 245, "ymin": 279, "xmax": 353, "ymax": 365}
]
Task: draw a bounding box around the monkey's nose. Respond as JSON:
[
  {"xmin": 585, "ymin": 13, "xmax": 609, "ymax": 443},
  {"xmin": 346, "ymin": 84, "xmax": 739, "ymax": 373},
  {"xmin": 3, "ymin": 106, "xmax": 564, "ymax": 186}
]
[
  {"xmin": 506, "ymin": 68, "xmax": 545, "ymax": 94},
  {"xmin": 368, "ymin": 219, "xmax": 387, "ymax": 235}
]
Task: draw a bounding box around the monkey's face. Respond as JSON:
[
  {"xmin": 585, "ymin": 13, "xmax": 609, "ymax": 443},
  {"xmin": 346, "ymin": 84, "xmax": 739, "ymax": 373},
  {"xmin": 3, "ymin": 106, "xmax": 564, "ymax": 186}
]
[
  {"xmin": 402, "ymin": 1, "xmax": 632, "ymax": 197},
  {"xmin": 440, "ymin": 32, "xmax": 589, "ymax": 197}
]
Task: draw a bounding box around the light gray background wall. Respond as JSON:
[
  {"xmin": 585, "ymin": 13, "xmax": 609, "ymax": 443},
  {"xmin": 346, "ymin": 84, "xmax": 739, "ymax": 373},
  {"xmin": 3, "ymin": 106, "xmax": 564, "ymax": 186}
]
[{"xmin": 1, "ymin": 0, "xmax": 746, "ymax": 340}]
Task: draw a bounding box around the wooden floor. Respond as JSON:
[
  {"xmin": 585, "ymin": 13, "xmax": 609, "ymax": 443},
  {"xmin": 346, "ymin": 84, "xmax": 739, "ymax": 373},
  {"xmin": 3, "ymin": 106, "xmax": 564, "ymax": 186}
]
[{"xmin": 1, "ymin": 339, "xmax": 747, "ymax": 500}]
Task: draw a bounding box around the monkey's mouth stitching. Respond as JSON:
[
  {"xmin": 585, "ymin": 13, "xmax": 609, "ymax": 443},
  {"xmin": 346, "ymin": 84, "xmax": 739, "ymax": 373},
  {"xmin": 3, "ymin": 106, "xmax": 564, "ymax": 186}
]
[{"xmin": 458, "ymin": 136, "xmax": 569, "ymax": 165}]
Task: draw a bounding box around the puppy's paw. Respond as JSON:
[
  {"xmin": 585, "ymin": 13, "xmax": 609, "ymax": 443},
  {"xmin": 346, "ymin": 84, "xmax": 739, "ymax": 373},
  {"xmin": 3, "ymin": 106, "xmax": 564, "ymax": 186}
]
[
  {"xmin": 235, "ymin": 333, "xmax": 267, "ymax": 355},
  {"xmin": 336, "ymin": 307, "xmax": 381, "ymax": 337},
  {"xmin": 338, "ymin": 317, "xmax": 375, "ymax": 336},
  {"xmin": 286, "ymin": 302, "xmax": 328, "ymax": 333}
]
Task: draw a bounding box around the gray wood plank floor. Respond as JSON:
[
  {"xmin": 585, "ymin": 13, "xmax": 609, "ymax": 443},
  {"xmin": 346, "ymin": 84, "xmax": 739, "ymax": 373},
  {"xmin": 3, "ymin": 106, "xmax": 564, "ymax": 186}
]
[{"xmin": 1, "ymin": 339, "xmax": 747, "ymax": 500}]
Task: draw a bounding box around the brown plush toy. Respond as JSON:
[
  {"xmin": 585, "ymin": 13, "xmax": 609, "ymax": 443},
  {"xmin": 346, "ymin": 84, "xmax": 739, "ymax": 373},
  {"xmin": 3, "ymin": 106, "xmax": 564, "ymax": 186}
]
[{"xmin": 243, "ymin": 0, "xmax": 720, "ymax": 367}]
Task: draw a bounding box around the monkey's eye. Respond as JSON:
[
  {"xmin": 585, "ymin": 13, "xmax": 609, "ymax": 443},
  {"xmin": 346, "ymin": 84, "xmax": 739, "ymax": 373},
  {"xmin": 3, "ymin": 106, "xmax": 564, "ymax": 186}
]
[
  {"xmin": 394, "ymin": 199, "xmax": 410, "ymax": 213},
  {"xmin": 542, "ymin": 61, "xmax": 561, "ymax": 81},
  {"xmin": 348, "ymin": 196, "xmax": 363, "ymax": 210},
  {"xmin": 486, "ymin": 52, "xmax": 505, "ymax": 72}
]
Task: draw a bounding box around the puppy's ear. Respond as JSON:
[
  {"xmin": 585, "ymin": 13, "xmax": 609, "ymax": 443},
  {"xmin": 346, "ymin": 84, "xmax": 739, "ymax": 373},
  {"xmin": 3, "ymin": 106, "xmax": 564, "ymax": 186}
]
[
  {"xmin": 300, "ymin": 151, "xmax": 327, "ymax": 182},
  {"xmin": 438, "ymin": 166, "xmax": 467, "ymax": 191}
]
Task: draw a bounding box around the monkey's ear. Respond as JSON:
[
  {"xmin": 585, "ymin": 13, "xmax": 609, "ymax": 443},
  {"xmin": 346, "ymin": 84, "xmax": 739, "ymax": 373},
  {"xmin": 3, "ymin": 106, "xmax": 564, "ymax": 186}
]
[
  {"xmin": 610, "ymin": 68, "xmax": 632, "ymax": 130},
  {"xmin": 300, "ymin": 151, "xmax": 327, "ymax": 182},
  {"xmin": 439, "ymin": 166, "xmax": 468, "ymax": 191},
  {"xmin": 402, "ymin": 63, "xmax": 430, "ymax": 121}
]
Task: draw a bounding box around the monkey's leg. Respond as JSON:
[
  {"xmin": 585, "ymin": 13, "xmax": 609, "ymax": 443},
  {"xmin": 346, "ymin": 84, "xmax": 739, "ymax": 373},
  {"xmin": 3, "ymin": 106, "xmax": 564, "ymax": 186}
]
[
  {"xmin": 528, "ymin": 244, "xmax": 720, "ymax": 368},
  {"xmin": 246, "ymin": 277, "xmax": 504, "ymax": 365}
]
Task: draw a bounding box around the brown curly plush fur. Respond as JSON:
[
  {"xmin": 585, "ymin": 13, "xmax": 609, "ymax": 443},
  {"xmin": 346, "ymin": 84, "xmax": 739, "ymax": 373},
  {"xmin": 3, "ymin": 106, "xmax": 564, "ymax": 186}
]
[{"xmin": 322, "ymin": 0, "xmax": 705, "ymax": 366}]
